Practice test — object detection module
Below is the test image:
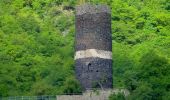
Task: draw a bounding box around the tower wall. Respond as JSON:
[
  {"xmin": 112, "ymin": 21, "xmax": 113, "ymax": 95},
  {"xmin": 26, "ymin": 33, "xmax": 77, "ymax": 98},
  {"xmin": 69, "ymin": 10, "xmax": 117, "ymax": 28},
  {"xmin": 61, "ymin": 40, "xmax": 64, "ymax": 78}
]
[{"xmin": 75, "ymin": 4, "xmax": 112, "ymax": 90}]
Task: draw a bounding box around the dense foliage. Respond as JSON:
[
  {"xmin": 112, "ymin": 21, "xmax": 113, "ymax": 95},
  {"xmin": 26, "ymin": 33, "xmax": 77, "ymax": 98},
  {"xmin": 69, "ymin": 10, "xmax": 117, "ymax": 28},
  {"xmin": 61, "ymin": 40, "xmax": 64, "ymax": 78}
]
[{"xmin": 0, "ymin": 0, "xmax": 169, "ymax": 99}]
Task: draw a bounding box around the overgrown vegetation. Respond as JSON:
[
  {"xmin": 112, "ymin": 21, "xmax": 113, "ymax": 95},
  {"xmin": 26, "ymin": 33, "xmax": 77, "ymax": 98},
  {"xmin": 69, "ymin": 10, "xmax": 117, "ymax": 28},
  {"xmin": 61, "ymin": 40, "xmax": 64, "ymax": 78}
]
[
  {"xmin": 0, "ymin": 0, "xmax": 170, "ymax": 99},
  {"xmin": 109, "ymin": 93, "xmax": 125, "ymax": 100}
]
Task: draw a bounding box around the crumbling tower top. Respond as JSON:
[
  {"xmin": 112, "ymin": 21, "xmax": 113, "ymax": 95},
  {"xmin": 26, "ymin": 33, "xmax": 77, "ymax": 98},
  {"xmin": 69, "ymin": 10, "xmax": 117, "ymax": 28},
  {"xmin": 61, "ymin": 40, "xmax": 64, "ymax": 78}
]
[{"xmin": 76, "ymin": 4, "xmax": 111, "ymax": 15}]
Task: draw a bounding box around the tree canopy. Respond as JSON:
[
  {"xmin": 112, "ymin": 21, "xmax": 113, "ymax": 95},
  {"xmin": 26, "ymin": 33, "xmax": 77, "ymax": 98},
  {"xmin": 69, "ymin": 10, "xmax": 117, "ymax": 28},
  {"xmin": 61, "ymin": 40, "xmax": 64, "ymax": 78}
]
[{"xmin": 0, "ymin": 0, "xmax": 169, "ymax": 99}]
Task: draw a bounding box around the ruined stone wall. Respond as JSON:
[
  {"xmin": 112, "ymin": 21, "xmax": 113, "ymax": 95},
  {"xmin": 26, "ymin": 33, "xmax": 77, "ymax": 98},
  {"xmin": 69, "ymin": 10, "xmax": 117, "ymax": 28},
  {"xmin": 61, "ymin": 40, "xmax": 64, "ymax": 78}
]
[
  {"xmin": 75, "ymin": 4, "xmax": 112, "ymax": 90},
  {"xmin": 57, "ymin": 89, "xmax": 130, "ymax": 100}
]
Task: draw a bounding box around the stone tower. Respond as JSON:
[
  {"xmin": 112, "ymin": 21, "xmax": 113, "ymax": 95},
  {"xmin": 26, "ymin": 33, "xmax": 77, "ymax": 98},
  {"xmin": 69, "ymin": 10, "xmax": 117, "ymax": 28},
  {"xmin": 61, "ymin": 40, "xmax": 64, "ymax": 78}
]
[{"xmin": 75, "ymin": 4, "xmax": 112, "ymax": 90}]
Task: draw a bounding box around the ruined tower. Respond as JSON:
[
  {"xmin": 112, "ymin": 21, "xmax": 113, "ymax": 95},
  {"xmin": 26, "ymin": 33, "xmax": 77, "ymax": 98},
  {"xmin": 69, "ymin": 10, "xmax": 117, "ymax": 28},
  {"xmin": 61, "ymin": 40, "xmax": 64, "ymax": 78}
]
[{"xmin": 75, "ymin": 4, "xmax": 112, "ymax": 90}]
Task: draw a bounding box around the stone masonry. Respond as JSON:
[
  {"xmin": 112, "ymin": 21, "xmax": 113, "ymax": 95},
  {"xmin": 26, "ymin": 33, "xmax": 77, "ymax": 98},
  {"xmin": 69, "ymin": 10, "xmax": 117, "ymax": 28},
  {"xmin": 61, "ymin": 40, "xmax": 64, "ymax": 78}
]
[{"xmin": 75, "ymin": 4, "xmax": 112, "ymax": 90}]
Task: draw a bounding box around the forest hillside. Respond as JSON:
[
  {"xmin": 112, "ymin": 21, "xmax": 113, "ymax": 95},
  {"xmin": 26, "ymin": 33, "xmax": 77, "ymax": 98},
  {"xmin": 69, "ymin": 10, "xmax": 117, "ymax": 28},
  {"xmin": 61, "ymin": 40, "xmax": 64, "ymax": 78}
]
[{"xmin": 0, "ymin": 0, "xmax": 170, "ymax": 99}]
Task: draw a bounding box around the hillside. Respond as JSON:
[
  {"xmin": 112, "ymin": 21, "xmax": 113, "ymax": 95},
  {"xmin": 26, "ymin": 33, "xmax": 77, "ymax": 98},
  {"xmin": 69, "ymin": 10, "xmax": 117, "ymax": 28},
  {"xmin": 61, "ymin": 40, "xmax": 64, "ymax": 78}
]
[{"xmin": 0, "ymin": 0, "xmax": 170, "ymax": 99}]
